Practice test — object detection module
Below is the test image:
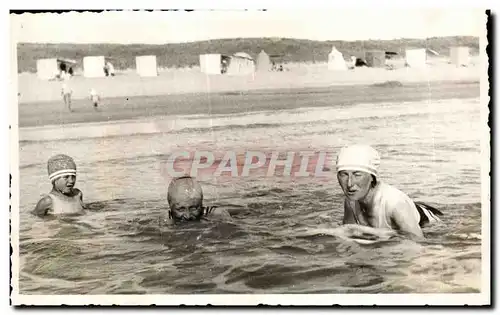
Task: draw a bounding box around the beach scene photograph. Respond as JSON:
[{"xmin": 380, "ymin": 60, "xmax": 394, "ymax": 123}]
[{"xmin": 9, "ymin": 8, "xmax": 490, "ymax": 306}]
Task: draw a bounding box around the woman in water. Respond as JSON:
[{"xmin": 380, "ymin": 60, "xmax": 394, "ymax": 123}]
[{"xmin": 336, "ymin": 144, "xmax": 442, "ymax": 240}]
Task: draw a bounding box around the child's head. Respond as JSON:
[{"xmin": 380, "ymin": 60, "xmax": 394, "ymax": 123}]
[
  {"xmin": 47, "ymin": 154, "xmax": 77, "ymax": 195},
  {"xmin": 167, "ymin": 176, "xmax": 204, "ymax": 222}
]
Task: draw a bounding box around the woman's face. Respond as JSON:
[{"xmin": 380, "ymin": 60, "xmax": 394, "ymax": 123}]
[{"xmin": 337, "ymin": 170, "xmax": 374, "ymax": 201}]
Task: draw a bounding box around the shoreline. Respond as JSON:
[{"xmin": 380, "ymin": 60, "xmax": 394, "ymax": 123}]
[
  {"xmin": 17, "ymin": 80, "xmax": 480, "ymax": 143},
  {"xmin": 17, "ymin": 79, "xmax": 480, "ymax": 129}
]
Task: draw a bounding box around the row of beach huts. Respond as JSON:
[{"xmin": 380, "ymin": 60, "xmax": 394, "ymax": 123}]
[{"xmin": 34, "ymin": 45, "xmax": 473, "ymax": 81}]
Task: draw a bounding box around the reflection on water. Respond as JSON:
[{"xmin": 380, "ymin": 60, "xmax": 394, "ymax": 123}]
[{"xmin": 18, "ymin": 97, "xmax": 483, "ymax": 294}]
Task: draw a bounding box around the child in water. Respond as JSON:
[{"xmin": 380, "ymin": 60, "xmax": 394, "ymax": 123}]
[
  {"xmin": 32, "ymin": 154, "xmax": 85, "ymax": 217},
  {"xmin": 166, "ymin": 176, "xmax": 230, "ymax": 223}
]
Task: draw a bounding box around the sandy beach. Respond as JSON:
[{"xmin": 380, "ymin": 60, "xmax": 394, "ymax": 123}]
[{"xmin": 17, "ymin": 57, "xmax": 480, "ymax": 102}]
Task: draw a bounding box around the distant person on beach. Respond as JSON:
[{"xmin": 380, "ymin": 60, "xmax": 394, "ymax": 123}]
[
  {"xmin": 31, "ymin": 154, "xmax": 85, "ymax": 217},
  {"xmin": 165, "ymin": 176, "xmax": 230, "ymax": 224},
  {"xmin": 60, "ymin": 68, "xmax": 71, "ymax": 81},
  {"xmin": 106, "ymin": 61, "xmax": 115, "ymax": 76},
  {"xmin": 61, "ymin": 82, "xmax": 73, "ymax": 111},
  {"xmin": 336, "ymin": 144, "xmax": 443, "ymax": 240},
  {"xmin": 89, "ymin": 88, "xmax": 100, "ymax": 110},
  {"xmin": 104, "ymin": 62, "xmax": 115, "ymax": 77}
]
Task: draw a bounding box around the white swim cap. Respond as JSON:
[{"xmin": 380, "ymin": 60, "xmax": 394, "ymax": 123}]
[{"xmin": 336, "ymin": 144, "xmax": 380, "ymax": 177}]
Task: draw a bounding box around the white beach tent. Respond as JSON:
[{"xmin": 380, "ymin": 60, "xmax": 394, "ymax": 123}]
[
  {"xmin": 199, "ymin": 54, "xmax": 222, "ymax": 74},
  {"xmin": 328, "ymin": 46, "xmax": 348, "ymax": 70},
  {"xmin": 256, "ymin": 50, "xmax": 272, "ymax": 72},
  {"xmin": 136, "ymin": 55, "xmax": 158, "ymax": 77},
  {"xmin": 405, "ymin": 49, "xmax": 427, "ymax": 68},
  {"xmin": 36, "ymin": 58, "xmax": 77, "ymax": 80},
  {"xmin": 450, "ymin": 46, "xmax": 470, "ymax": 66},
  {"xmin": 83, "ymin": 56, "xmax": 106, "ymax": 78},
  {"xmin": 226, "ymin": 52, "xmax": 255, "ymax": 75},
  {"xmin": 36, "ymin": 58, "xmax": 59, "ymax": 80}
]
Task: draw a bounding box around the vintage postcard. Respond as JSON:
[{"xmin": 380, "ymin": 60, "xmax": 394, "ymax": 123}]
[{"xmin": 9, "ymin": 8, "xmax": 491, "ymax": 306}]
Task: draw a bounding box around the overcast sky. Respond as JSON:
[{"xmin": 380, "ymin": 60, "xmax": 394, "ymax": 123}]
[{"xmin": 10, "ymin": 9, "xmax": 485, "ymax": 44}]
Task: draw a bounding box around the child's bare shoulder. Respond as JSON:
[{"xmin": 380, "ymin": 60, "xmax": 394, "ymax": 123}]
[
  {"xmin": 37, "ymin": 194, "xmax": 53, "ymax": 206},
  {"xmin": 32, "ymin": 195, "xmax": 53, "ymax": 216}
]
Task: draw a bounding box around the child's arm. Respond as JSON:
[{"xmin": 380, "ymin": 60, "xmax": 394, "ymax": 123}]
[{"xmin": 31, "ymin": 196, "xmax": 53, "ymax": 217}]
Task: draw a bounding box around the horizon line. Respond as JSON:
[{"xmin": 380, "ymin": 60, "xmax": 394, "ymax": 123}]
[{"xmin": 15, "ymin": 35, "xmax": 480, "ymax": 46}]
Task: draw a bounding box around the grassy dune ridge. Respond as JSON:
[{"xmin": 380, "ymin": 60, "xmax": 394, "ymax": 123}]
[{"xmin": 17, "ymin": 36, "xmax": 479, "ymax": 73}]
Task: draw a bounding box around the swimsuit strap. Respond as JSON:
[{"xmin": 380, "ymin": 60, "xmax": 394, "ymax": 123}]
[{"xmin": 204, "ymin": 206, "xmax": 217, "ymax": 215}]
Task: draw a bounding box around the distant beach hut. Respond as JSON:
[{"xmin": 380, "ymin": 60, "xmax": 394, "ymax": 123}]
[
  {"xmin": 365, "ymin": 51, "xmax": 386, "ymax": 68},
  {"xmin": 450, "ymin": 46, "xmax": 470, "ymax": 67},
  {"xmin": 328, "ymin": 46, "xmax": 348, "ymax": 71},
  {"xmin": 36, "ymin": 59, "xmax": 57, "ymax": 80},
  {"xmin": 226, "ymin": 52, "xmax": 255, "ymax": 75},
  {"xmin": 405, "ymin": 49, "xmax": 427, "ymax": 68},
  {"xmin": 36, "ymin": 58, "xmax": 77, "ymax": 80},
  {"xmin": 136, "ymin": 55, "xmax": 158, "ymax": 77},
  {"xmin": 199, "ymin": 54, "xmax": 223, "ymax": 74},
  {"xmin": 256, "ymin": 50, "xmax": 272, "ymax": 72},
  {"xmin": 83, "ymin": 56, "xmax": 106, "ymax": 78}
]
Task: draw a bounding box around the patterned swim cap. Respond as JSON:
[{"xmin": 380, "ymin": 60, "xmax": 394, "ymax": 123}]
[
  {"xmin": 47, "ymin": 154, "xmax": 77, "ymax": 181},
  {"xmin": 336, "ymin": 144, "xmax": 380, "ymax": 177},
  {"xmin": 167, "ymin": 176, "xmax": 203, "ymax": 206}
]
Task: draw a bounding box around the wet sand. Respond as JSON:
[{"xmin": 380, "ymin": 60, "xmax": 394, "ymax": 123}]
[{"xmin": 17, "ymin": 80, "xmax": 479, "ymax": 128}]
